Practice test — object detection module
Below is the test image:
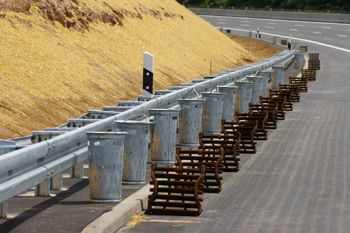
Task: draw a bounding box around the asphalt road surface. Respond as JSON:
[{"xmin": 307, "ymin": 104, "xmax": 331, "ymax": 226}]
[{"xmin": 118, "ymin": 17, "xmax": 350, "ymax": 233}]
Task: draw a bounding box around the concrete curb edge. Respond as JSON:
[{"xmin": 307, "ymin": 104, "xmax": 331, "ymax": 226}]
[{"xmin": 81, "ymin": 184, "xmax": 152, "ymax": 233}]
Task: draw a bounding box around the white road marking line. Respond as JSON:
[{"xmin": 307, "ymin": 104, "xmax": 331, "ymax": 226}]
[
  {"xmin": 240, "ymin": 24, "xmax": 250, "ymax": 27},
  {"xmin": 322, "ymin": 26, "xmax": 331, "ymax": 29},
  {"xmin": 337, "ymin": 35, "xmax": 347, "ymax": 37},
  {"xmin": 217, "ymin": 22, "xmax": 226, "ymax": 24},
  {"xmin": 217, "ymin": 18, "xmax": 226, "ymax": 21},
  {"xmin": 242, "ymin": 20, "xmax": 251, "ymax": 23},
  {"xmin": 223, "ymin": 28, "xmax": 350, "ymax": 53},
  {"xmin": 202, "ymin": 15, "xmax": 350, "ymax": 26},
  {"xmin": 313, "ymin": 31, "xmax": 322, "ymax": 34},
  {"xmin": 265, "ymin": 26, "xmax": 274, "ymax": 29},
  {"xmin": 295, "ymin": 24, "xmax": 304, "ymax": 27},
  {"xmin": 268, "ymin": 22, "xmax": 277, "ymax": 25},
  {"xmin": 290, "ymin": 29, "xmax": 298, "ymax": 31}
]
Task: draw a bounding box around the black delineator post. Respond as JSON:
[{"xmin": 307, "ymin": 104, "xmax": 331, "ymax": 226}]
[{"xmin": 143, "ymin": 52, "xmax": 154, "ymax": 98}]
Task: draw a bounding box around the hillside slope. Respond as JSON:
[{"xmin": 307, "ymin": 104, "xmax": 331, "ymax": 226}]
[{"xmin": 1, "ymin": 0, "xmax": 272, "ymax": 139}]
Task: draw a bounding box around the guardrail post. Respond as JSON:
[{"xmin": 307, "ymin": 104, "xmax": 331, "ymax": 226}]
[
  {"xmin": 292, "ymin": 42, "xmax": 298, "ymax": 50},
  {"xmin": 0, "ymin": 201, "xmax": 7, "ymax": 218},
  {"xmin": 50, "ymin": 173, "xmax": 62, "ymax": 190},
  {"xmin": 249, "ymin": 31, "xmax": 252, "ymax": 38},
  {"xmin": 35, "ymin": 180, "xmax": 50, "ymax": 197},
  {"xmin": 234, "ymin": 81, "xmax": 254, "ymax": 113},
  {"xmin": 149, "ymin": 109, "xmax": 179, "ymax": 163},
  {"xmin": 294, "ymin": 53, "xmax": 303, "ymax": 69},
  {"xmin": 245, "ymin": 76, "xmax": 264, "ymax": 104},
  {"xmin": 116, "ymin": 121, "xmax": 152, "ymax": 184},
  {"xmin": 272, "ymin": 36, "xmax": 277, "ymax": 44},
  {"xmin": 86, "ymin": 132, "xmax": 127, "ymax": 202},
  {"xmin": 271, "ymin": 65, "xmax": 285, "ymax": 90},
  {"xmin": 177, "ymin": 99, "xmax": 204, "ymax": 146},
  {"xmin": 256, "ymin": 71, "xmax": 271, "ymax": 97},
  {"xmin": 201, "ymin": 92, "xmax": 226, "ymax": 135},
  {"xmin": 71, "ymin": 163, "xmax": 84, "ymax": 178},
  {"xmin": 218, "ymin": 86, "xmax": 238, "ymax": 121}
]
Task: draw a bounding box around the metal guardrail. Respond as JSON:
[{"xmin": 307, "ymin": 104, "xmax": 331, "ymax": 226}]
[
  {"xmin": 0, "ymin": 48, "xmax": 296, "ymax": 206},
  {"xmin": 189, "ymin": 8, "xmax": 350, "ymax": 24}
]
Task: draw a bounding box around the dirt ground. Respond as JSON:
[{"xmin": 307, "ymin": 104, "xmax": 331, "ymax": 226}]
[{"xmin": 0, "ymin": 0, "xmax": 280, "ymax": 139}]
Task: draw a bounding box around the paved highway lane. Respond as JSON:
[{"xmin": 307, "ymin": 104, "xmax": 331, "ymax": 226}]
[
  {"xmin": 201, "ymin": 16, "xmax": 350, "ymax": 50},
  {"xmin": 118, "ymin": 17, "xmax": 350, "ymax": 233}
]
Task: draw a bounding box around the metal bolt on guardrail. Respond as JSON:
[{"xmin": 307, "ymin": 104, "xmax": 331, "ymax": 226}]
[
  {"xmin": 245, "ymin": 76, "xmax": 264, "ymax": 105},
  {"xmin": 256, "ymin": 71, "xmax": 271, "ymax": 97},
  {"xmin": 201, "ymin": 92, "xmax": 226, "ymax": 135},
  {"xmin": 149, "ymin": 109, "xmax": 179, "ymax": 163},
  {"xmin": 234, "ymin": 81, "xmax": 254, "ymax": 114},
  {"xmin": 116, "ymin": 120, "xmax": 152, "ymax": 184},
  {"xmin": 218, "ymin": 86, "xmax": 238, "ymax": 121},
  {"xmin": 177, "ymin": 99, "xmax": 204, "ymax": 146},
  {"xmin": 272, "ymin": 65, "xmax": 285, "ymax": 90},
  {"xmin": 294, "ymin": 53, "xmax": 303, "ymax": 69},
  {"xmin": 86, "ymin": 132, "xmax": 127, "ymax": 202}
]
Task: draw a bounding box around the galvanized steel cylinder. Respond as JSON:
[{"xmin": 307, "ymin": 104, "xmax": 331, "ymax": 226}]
[
  {"xmin": 271, "ymin": 65, "xmax": 285, "ymax": 90},
  {"xmin": 177, "ymin": 99, "xmax": 204, "ymax": 146},
  {"xmin": 201, "ymin": 92, "xmax": 225, "ymax": 135},
  {"xmin": 292, "ymin": 42, "xmax": 298, "ymax": 50},
  {"xmin": 294, "ymin": 53, "xmax": 303, "ymax": 69},
  {"xmin": 218, "ymin": 86, "xmax": 238, "ymax": 122},
  {"xmin": 256, "ymin": 71, "xmax": 270, "ymax": 97},
  {"xmin": 149, "ymin": 109, "xmax": 179, "ymax": 164},
  {"xmin": 116, "ymin": 121, "xmax": 152, "ymax": 184},
  {"xmin": 234, "ymin": 81, "xmax": 254, "ymax": 114},
  {"xmin": 245, "ymin": 76, "xmax": 264, "ymax": 105},
  {"xmin": 86, "ymin": 132, "xmax": 127, "ymax": 202}
]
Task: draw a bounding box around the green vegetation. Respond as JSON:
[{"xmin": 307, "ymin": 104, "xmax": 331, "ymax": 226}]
[{"xmin": 179, "ymin": 0, "xmax": 350, "ymax": 12}]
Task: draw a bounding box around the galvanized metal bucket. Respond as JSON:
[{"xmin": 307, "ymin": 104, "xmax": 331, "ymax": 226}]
[
  {"xmin": 201, "ymin": 92, "xmax": 225, "ymax": 135},
  {"xmin": 234, "ymin": 81, "xmax": 254, "ymax": 114},
  {"xmin": 294, "ymin": 53, "xmax": 303, "ymax": 69},
  {"xmin": 177, "ymin": 99, "xmax": 204, "ymax": 146},
  {"xmin": 218, "ymin": 86, "xmax": 238, "ymax": 122},
  {"xmin": 245, "ymin": 76, "xmax": 264, "ymax": 105},
  {"xmin": 256, "ymin": 71, "xmax": 271, "ymax": 97},
  {"xmin": 116, "ymin": 120, "xmax": 152, "ymax": 184},
  {"xmin": 271, "ymin": 65, "xmax": 285, "ymax": 90},
  {"xmin": 86, "ymin": 132, "xmax": 127, "ymax": 202},
  {"xmin": 149, "ymin": 109, "xmax": 179, "ymax": 164}
]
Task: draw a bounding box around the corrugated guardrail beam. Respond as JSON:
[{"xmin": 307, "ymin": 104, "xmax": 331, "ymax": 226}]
[{"xmin": 0, "ymin": 49, "xmax": 295, "ymax": 204}]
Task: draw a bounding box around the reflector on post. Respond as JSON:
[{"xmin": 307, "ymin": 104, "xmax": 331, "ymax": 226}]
[{"xmin": 143, "ymin": 52, "xmax": 154, "ymax": 98}]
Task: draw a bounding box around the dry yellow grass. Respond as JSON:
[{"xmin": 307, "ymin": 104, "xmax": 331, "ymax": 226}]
[{"xmin": 0, "ymin": 0, "xmax": 278, "ymax": 139}]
